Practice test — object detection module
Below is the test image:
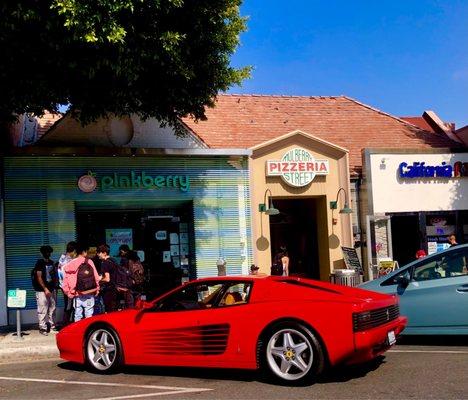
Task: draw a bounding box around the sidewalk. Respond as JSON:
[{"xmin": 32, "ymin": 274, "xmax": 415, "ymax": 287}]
[{"xmin": 0, "ymin": 324, "xmax": 59, "ymax": 363}]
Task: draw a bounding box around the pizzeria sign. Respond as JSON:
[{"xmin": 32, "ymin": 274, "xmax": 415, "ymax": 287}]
[{"xmin": 266, "ymin": 148, "xmax": 329, "ymax": 187}]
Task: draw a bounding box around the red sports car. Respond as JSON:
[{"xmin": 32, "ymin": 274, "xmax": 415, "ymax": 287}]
[{"xmin": 57, "ymin": 276, "xmax": 406, "ymax": 384}]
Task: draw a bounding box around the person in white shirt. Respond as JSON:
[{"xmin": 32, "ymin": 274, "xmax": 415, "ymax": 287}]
[{"xmin": 57, "ymin": 241, "xmax": 77, "ymax": 325}]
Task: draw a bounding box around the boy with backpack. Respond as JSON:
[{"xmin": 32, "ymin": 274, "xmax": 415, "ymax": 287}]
[
  {"xmin": 97, "ymin": 244, "xmax": 134, "ymax": 312},
  {"xmin": 62, "ymin": 243, "xmax": 100, "ymax": 322}
]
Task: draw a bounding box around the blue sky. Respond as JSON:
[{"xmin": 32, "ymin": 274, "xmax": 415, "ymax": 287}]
[{"xmin": 230, "ymin": 0, "xmax": 468, "ymax": 128}]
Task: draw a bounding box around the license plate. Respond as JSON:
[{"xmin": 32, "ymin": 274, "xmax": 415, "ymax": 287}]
[{"xmin": 387, "ymin": 330, "xmax": 396, "ymax": 345}]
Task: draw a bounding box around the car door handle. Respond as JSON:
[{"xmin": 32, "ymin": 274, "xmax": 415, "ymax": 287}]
[{"xmin": 456, "ymin": 285, "xmax": 468, "ymax": 293}]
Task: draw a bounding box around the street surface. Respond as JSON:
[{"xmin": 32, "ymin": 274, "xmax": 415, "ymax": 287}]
[{"xmin": 0, "ymin": 337, "xmax": 467, "ymax": 400}]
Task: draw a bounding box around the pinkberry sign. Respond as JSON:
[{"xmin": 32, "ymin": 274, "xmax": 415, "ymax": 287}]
[{"xmin": 266, "ymin": 148, "xmax": 329, "ymax": 187}]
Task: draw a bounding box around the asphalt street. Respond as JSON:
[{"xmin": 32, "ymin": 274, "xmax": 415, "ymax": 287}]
[{"xmin": 0, "ymin": 338, "xmax": 467, "ymax": 400}]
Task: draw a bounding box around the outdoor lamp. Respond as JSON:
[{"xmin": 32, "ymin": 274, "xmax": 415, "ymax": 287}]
[
  {"xmin": 258, "ymin": 188, "xmax": 279, "ymax": 216},
  {"xmin": 330, "ymin": 187, "xmax": 352, "ymax": 225}
]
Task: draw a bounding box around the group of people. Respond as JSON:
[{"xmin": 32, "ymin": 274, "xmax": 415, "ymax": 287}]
[{"xmin": 31, "ymin": 242, "xmax": 145, "ymax": 335}]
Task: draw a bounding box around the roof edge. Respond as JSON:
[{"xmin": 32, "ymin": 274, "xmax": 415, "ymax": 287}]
[
  {"xmin": 363, "ymin": 147, "xmax": 468, "ymax": 156},
  {"xmin": 250, "ymin": 129, "xmax": 349, "ymax": 154},
  {"xmin": 6, "ymin": 146, "xmax": 252, "ymax": 157},
  {"xmin": 342, "ymin": 96, "xmax": 443, "ymax": 133}
]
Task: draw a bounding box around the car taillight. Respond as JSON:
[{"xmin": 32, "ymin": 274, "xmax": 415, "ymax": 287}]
[{"xmin": 353, "ymin": 305, "xmax": 400, "ymax": 332}]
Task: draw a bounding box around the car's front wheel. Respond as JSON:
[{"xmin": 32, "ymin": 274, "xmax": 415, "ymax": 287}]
[
  {"xmin": 85, "ymin": 326, "xmax": 122, "ymax": 373},
  {"xmin": 261, "ymin": 322, "xmax": 324, "ymax": 384}
]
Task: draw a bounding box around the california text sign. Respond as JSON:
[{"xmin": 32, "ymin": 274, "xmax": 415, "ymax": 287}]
[{"xmin": 266, "ymin": 148, "xmax": 329, "ymax": 187}]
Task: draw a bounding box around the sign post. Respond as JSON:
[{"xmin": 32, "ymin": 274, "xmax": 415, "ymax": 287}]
[{"xmin": 7, "ymin": 289, "xmax": 27, "ymax": 340}]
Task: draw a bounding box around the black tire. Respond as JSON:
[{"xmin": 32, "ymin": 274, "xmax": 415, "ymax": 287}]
[
  {"xmin": 259, "ymin": 321, "xmax": 325, "ymax": 385},
  {"xmin": 84, "ymin": 325, "xmax": 123, "ymax": 374}
]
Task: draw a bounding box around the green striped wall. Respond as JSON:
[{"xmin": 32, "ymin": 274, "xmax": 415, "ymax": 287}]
[{"xmin": 3, "ymin": 156, "xmax": 253, "ymax": 310}]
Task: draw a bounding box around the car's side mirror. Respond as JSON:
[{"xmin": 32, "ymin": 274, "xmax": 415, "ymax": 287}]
[
  {"xmin": 395, "ymin": 273, "xmax": 410, "ymax": 288},
  {"xmin": 135, "ymin": 299, "xmax": 153, "ymax": 310}
]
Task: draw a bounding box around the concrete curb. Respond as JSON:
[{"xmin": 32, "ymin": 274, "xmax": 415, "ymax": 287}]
[
  {"xmin": 0, "ymin": 345, "xmax": 59, "ymax": 363},
  {"xmin": 0, "ymin": 327, "xmax": 61, "ymax": 363}
]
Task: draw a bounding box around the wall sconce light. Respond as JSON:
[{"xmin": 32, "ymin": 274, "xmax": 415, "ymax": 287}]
[
  {"xmin": 258, "ymin": 188, "xmax": 280, "ymax": 216},
  {"xmin": 330, "ymin": 187, "xmax": 352, "ymax": 225}
]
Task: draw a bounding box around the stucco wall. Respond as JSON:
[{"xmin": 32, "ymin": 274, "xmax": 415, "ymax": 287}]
[
  {"xmin": 369, "ymin": 152, "xmax": 468, "ymax": 213},
  {"xmin": 250, "ymin": 132, "xmax": 352, "ymax": 279}
]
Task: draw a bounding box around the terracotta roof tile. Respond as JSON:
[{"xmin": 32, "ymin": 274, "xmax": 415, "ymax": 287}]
[
  {"xmin": 37, "ymin": 111, "xmax": 62, "ymax": 138},
  {"xmin": 182, "ymin": 95, "xmax": 460, "ymax": 175},
  {"xmin": 400, "ymin": 116, "xmax": 436, "ymax": 132}
]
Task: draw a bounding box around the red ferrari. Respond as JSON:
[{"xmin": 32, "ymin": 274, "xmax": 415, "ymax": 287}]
[{"xmin": 57, "ymin": 276, "xmax": 406, "ymax": 384}]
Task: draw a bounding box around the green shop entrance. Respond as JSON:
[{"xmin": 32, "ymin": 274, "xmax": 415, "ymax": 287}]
[
  {"xmin": 2, "ymin": 152, "xmax": 253, "ymax": 325},
  {"xmin": 76, "ymin": 200, "xmax": 195, "ymax": 299}
]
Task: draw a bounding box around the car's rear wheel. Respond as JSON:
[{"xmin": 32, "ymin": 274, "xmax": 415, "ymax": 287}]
[
  {"xmin": 85, "ymin": 326, "xmax": 122, "ymax": 373},
  {"xmin": 261, "ymin": 322, "xmax": 324, "ymax": 384}
]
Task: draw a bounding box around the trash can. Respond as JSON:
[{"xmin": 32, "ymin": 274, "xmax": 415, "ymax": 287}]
[{"xmin": 330, "ymin": 269, "xmax": 363, "ymax": 287}]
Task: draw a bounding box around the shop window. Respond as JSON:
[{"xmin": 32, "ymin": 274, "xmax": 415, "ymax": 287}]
[{"xmin": 426, "ymin": 213, "xmax": 456, "ymax": 254}]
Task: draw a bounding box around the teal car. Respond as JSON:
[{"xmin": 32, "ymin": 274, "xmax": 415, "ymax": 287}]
[{"xmin": 360, "ymin": 244, "xmax": 468, "ymax": 335}]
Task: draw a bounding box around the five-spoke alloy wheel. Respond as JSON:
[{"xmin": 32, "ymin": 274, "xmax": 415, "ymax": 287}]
[
  {"xmin": 262, "ymin": 322, "xmax": 324, "ymax": 384},
  {"xmin": 85, "ymin": 327, "xmax": 122, "ymax": 373}
]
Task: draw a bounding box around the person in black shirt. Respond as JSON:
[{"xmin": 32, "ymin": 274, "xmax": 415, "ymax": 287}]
[
  {"xmin": 97, "ymin": 244, "xmax": 118, "ymax": 313},
  {"xmin": 448, "ymin": 235, "xmax": 459, "ymax": 247},
  {"xmin": 98, "ymin": 244, "xmax": 133, "ymax": 312},
  {"xmin": 118, "ymin": 244, "xmax": 130, "ymax": 268},
  {"xmin": 32, "ymin": 245, "xmax": 57, "ymax": 335}
]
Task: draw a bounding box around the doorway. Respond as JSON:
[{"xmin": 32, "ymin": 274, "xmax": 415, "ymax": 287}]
[
  {"xmin": 390, "ymin": 214, "xmax": 420, "ymax": 267},
  {"xmin": 268, "ymin": 198, "xmax": 321, "ymax": 279},
  {"xmin": 76, "ymin": 201, "xmax": 194, "ymax": 299}
]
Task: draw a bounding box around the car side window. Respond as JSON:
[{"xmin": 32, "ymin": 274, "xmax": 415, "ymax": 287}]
[
  {"xmin": 413, "ymin": 249, "xmax": 468, "ymax": 282},
  {"xmin": 154, "ymin": 282, "xmax": 224, "ymax": 312},
  {"xmin": 219, "ymin": 283, "xmax": 252, "ymax": 307}
]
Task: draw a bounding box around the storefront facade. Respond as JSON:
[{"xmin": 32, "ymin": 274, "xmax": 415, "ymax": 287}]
[
  {"xmin": 250, "ymin": 131, "xmax": 353, "ymax": 279},
  {"xmin": 1, "ymin": 150, "xmax": 252, "ymax": 325},
  {"xmin": 363, "ymin": 148, "xmax": 468, "ymax": 277},
  {"xmin": 181, "ymin": 95, "xmax": 461, "ymax": 280}
]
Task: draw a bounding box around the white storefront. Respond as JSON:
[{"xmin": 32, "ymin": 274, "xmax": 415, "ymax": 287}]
[{"xmin": 362, "ymin": 149, "xmax": 468, "ymax": 278}]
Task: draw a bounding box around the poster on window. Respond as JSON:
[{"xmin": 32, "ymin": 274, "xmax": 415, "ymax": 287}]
[
  {"xmin": 170, "ymin": 245, "xmax": 180, "ymax": 256},
  {"xmin": 180, "ymin": 233, "xmax": 189, "ymax": 244},
  {"xmin": 427, "ymin": 241, "xmax": 437, "ymax": 255},
  {"xmin": 163, "ymin": 251, "xmax": 171, "ymax": 263},
  {"xmin": 105, "ymin": 229, "xmax": 133, "ymax": 257},
  {"xmin": 180, "ymin": 244, "xmax": 189, "ymax": 257},
  {"xmin": 426, "ymin": 215, "xmax": 455, "ymax": 236},
  {"xmin": 170, "ymin": 233, "xmax": 179, "ymax": 245}
]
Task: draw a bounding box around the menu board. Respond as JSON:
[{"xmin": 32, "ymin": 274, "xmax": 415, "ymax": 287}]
[{"xmin": 341, "ymin": 246, "xmax": 363, "ymax": 274}]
